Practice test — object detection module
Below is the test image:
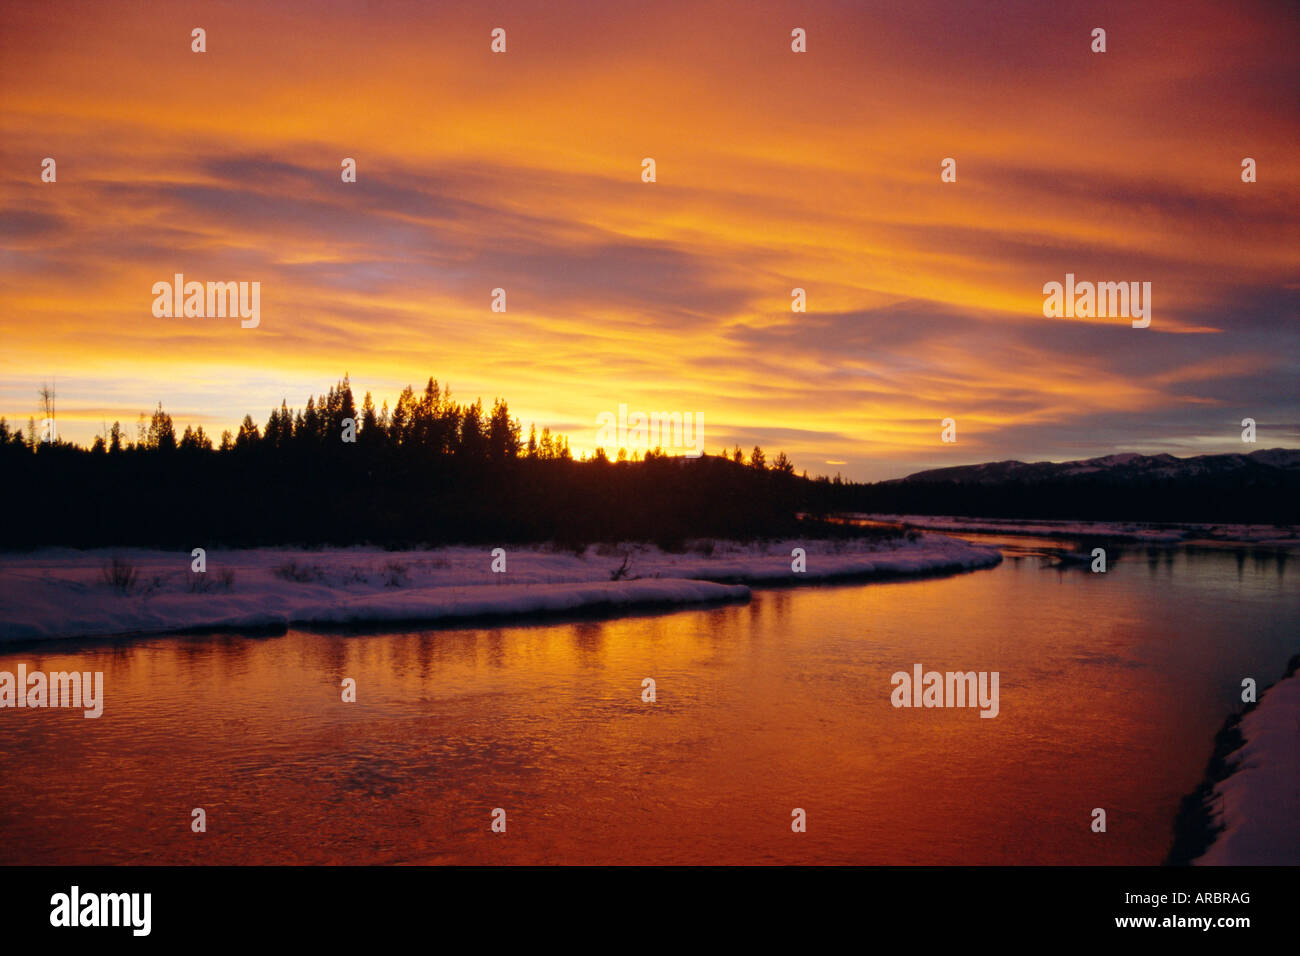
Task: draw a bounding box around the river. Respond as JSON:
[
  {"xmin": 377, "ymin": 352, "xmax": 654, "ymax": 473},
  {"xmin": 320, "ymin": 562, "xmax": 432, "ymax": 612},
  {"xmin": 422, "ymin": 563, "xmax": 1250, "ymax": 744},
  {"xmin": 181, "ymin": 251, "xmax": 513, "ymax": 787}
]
[{"xmin": 1, "ymin": 534, "xmax": 1295, "ymax": 864}]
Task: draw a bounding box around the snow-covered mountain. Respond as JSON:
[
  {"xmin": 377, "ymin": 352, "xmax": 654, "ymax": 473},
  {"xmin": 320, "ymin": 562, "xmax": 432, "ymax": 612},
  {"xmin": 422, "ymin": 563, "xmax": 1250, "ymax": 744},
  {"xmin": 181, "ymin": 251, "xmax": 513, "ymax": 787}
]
[{"xmin": 894, "ymin": 448, "xmax": 1300, "ymax": 485}]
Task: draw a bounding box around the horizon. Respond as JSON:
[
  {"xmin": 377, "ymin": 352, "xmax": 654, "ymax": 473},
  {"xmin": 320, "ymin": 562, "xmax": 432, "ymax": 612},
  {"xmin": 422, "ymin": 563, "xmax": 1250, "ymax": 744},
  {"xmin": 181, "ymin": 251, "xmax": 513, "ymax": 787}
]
[{"xmin": 8, "ymin": 377, "xmax": 1296, "ymax": 486}]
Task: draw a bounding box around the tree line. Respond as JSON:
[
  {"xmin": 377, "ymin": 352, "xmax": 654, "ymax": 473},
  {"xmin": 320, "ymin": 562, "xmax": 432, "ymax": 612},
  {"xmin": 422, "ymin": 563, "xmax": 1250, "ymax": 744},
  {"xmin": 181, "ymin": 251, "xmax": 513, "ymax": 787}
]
[
  {"xmin": 4, "ymin": 374, "xmax": 1290, "ymax": 550},
  {"xmin": 0, "ymin": 376, "xmax": 859, "ymax": 549}
]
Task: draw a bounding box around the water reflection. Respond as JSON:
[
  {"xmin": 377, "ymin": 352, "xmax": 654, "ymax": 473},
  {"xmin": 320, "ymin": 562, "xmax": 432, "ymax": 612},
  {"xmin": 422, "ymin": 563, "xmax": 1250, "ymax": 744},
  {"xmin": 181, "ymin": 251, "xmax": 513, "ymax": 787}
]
[{"xmin": 0, "ymin": 543, "xmax": 1295, "ymax": 865}]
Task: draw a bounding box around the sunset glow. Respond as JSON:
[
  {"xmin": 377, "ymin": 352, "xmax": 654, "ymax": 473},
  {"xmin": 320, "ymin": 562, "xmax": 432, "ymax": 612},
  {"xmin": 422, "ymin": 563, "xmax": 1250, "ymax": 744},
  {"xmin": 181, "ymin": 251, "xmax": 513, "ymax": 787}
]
[{"xmin": 2, "ymin": 0, "xmax": 1296, "ymax": 478}]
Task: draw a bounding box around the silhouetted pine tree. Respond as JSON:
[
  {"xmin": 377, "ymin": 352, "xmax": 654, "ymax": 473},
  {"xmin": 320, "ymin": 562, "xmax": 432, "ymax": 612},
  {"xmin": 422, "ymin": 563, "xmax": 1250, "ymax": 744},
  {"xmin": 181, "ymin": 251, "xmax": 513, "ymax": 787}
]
[{"xmin": 5, "ymin": 372, "xmax": 1287, "ymax": 551}]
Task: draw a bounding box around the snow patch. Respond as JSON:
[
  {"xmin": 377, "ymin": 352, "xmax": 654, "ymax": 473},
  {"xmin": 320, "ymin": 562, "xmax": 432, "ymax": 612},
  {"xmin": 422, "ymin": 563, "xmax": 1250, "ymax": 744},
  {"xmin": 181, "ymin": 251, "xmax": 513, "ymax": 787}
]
[
  {"xmin": 1194, "ymin": 671, "xmax": 1300, "ymax": 865},
  {"xmin": 857, "ymin": 514, "xmax": 1300, "ymax": 546},
  {"xmin": 0, "ymin": 535, "xmax": 1000, "ymax": 642}
]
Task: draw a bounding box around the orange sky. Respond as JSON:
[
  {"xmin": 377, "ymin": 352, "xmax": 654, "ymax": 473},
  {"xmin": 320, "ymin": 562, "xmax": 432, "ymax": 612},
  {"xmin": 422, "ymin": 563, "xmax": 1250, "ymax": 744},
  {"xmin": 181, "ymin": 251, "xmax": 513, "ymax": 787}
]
[{"xmin": 1, "ymin": 0, "xmax": 1296, "ymax": 478}]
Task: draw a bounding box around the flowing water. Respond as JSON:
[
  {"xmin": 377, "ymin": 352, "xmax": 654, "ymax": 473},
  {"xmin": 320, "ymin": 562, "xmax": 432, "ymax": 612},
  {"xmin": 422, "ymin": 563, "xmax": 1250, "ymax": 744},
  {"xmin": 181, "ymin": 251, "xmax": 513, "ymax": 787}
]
[{"xmin": 1, "ymin": 537, "xmax": 1295, "ymax": 864}]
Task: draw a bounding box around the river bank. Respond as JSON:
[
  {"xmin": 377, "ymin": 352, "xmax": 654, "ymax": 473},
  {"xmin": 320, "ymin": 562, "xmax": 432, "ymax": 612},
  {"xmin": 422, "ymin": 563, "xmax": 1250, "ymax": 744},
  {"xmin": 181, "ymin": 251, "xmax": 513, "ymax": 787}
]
[
  {"xmin": 0, "ymin": 534, "xmax": 1001, "ymax": 642},
  {"xmin": 1167, "ymin": 655, "xmax": 1300, "ymax": 865}
]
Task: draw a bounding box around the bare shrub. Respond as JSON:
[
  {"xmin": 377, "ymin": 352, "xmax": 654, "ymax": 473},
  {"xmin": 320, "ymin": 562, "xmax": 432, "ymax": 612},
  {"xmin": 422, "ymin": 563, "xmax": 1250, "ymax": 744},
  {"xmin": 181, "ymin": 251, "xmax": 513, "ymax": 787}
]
[
  {"xmin": 382, "ymin": 561, "xmax": 410, "ymax": 587},
  {"xmin": 101, "ymin": 556, "xmax": 137, "ymax": 593},
  {"xmin": 188, "ymin": 569, "xmax": 236, "ymax": 593},
  {"xmin": 610, "ymin": 554, "xmax": 633, "ymax": 581},
  {"xmin": 274, "ymin": 560, "xmax": 324, "ymax": 583}
]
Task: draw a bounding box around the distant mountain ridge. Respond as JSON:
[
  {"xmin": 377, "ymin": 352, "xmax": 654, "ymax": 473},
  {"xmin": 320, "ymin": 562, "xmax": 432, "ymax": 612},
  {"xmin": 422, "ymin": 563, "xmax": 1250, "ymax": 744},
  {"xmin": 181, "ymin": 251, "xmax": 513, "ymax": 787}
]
[
  {"xmin": 855, "ymin": 448, "xmax": 1299, "ymax": 523},
  {"xmin": 893, "ymin": 448, "xmax": 1300, "ymax": 485}
]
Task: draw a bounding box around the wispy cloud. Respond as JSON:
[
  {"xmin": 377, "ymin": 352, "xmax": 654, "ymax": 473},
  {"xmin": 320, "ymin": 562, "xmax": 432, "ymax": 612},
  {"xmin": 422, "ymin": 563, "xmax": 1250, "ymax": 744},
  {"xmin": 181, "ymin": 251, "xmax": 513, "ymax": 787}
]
[{"xmin": 1, "ymin": 0, "xmax": 1296, "ymax": 477}]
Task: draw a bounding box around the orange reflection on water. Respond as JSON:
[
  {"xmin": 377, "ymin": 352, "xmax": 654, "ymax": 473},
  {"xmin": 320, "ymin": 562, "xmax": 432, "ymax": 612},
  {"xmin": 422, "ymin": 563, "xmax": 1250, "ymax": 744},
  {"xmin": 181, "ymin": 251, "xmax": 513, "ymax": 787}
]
[{"xmin": 0, "ymin": 548, "xmax": 1294, "ymax": 864}]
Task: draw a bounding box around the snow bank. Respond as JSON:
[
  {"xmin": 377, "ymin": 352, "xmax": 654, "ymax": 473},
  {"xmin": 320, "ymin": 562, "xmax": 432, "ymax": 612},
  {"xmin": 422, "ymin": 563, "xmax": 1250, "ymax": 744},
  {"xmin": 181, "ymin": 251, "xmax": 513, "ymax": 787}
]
[
  {"xmin": 0, "ymin": 534, "xmax": 1000, "ymax": 642},
  {"xmin": 856, "ymin": 514, "xmax": 1300, "ymax": 546},
  {"xmin": 1194, "ymin": 671, "xmax": 1300, "ymax": 865}
]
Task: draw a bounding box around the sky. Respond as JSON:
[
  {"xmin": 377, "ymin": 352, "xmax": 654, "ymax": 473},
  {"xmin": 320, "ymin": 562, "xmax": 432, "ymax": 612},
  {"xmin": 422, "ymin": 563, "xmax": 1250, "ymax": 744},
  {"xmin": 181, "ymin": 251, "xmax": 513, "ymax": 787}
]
[{"xmin": 1, "ymin": 0, "xmax": 1297, "ymax": 480}]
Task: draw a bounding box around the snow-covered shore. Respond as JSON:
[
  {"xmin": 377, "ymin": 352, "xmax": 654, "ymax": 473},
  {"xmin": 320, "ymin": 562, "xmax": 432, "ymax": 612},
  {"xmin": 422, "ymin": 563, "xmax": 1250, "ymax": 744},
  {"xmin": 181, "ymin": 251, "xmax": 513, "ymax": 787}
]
[
  {"xmin": 1193, "ymin": 667, "xmax": 1300, "ymax": 865},
  {"xmin": 0, "ymin": 534, "xmax": 1001, "ymax": 642},
  {"xmin": 856, "ymin": 514, "xmax": 1300, "ymax": 546}
]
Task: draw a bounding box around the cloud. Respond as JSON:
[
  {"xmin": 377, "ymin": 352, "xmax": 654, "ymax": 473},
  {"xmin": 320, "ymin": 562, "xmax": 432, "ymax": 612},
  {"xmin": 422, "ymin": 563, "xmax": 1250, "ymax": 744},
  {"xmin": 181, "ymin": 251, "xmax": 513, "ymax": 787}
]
[{"xmin": 0, "ymin": 0, "xmax": 1296, "ymax": 478}]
